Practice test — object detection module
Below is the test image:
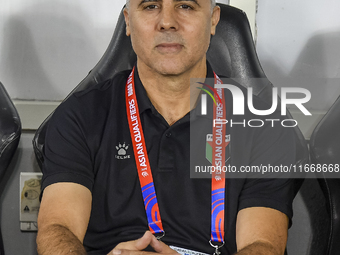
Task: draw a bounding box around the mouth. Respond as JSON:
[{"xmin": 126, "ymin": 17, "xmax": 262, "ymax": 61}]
[{"xmin": 156, "ymin": 43, "xmax": 183, "ymax": 54}]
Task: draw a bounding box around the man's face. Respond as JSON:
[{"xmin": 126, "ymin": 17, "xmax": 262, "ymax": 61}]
[{"xmin": 124, "ymin": 0, "xmax": 220, "ymax": 76}]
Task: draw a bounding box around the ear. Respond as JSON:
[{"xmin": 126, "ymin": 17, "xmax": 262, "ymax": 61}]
[
  {"xmin": 210, "ymin": 6, "xmax": 220, "ymax": 36},
  {"xmin": 123, "ymin": 7, "xmax": 131, "ymax": 36}
]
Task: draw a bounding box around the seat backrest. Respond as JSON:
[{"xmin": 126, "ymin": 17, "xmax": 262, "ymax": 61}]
[
  {"xmin": 0, "ymin": 82, "xmax": 21, "ymax": 183},
  {"xmin": 309, "ymin": 95, "xmax": 340, "ymax": 255},
  {"xmin": 0, "ymin": 82, "xmax": 21, "ymax": 255},
  {"xmin": 33, "ymin": 4, "xmax": 309, "ymax": 175}
]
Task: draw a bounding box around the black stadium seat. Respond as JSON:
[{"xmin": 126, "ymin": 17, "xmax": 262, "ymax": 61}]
[{"xmin": 0, "ymin": 82, "xmax": 21, "ymax": 255}]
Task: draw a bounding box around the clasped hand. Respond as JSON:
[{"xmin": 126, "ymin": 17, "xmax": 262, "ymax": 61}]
[{"xmin": 107, "ymin": 231, "xmax": 179, "ymax": 255}]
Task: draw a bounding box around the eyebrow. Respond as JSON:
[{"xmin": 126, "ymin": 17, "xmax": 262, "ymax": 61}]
[{"xmin": 138, "ymin": 0, "xmax": 201, "ymax": 8}]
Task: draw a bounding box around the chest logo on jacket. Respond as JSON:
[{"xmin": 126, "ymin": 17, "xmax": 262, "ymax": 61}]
[{"xmin": 115, "ymin": 143, "xmax": 131, "ymax": 160}]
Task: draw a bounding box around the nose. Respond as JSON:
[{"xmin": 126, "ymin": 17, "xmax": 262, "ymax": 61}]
[{"xmin": 157, "ymin": 4, "xmax": 179, "ymax": 31}]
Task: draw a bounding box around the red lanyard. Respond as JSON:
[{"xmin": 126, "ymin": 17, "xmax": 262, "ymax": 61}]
[
  {"xmin": 125, "ymin": 68, "xmax": 164, "ymax": 235},
  {"xmin": 210, "ymin": 76, "xmax": 226, "ymax": 254},
  {"xmin": 125, "ymin": 68, "xmax": 226, "ymax": 250}
]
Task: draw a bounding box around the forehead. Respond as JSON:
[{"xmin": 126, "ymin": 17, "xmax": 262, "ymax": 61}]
[{"xmin": 130, "ymin": 0, "xmax": 210, "ymax": 7}]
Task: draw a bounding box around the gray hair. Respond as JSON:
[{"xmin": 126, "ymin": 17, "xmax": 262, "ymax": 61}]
[{"xmin": 126, "ymin": 0, "xmax": 216, "ymax": 10}]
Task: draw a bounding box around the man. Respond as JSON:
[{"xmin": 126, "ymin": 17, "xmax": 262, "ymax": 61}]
[{"xmin": 36, "ymin": 0, "xmax": 296, "ymax": 254}]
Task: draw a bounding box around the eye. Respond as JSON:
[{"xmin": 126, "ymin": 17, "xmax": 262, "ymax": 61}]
[
  {"xmin": 144, "ymin": 4, "xmax": 159, "ymax": 10},
  {"xmin": 179, "ymin": 4, "xmax": 194, "ymax": 10}
]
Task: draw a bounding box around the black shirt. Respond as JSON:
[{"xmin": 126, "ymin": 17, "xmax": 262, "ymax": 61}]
[{"xmin": 42, "ymin": 63, "xmax": 296, "ymax": 255}]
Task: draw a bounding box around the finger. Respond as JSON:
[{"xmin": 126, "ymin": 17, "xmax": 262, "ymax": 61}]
[
  {"xmin": 114, "ymin": 231, "xmax": 154, "ymax": 251},
  {"xmin": 135, "ymin": 231, "xmax": 155, "ymax": 250},
  {"xmin": 111, "ymin": 249, "xmax": 155, "ymax": 255},
  {"xmin": 150, "ymin": 239, "xmax": 178, "ymax": 254},
  {"xmin": 149, "ymin": 236, "xmax": 163, "ymax": 253}
]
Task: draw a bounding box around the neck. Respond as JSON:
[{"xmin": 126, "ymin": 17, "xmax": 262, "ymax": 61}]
[{"xmin": 138, "ymin": 60, "xmax": 207, "ymax": 125}]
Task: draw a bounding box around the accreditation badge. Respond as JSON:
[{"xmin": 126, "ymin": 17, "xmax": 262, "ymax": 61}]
[{"xmin": 169, "ymin": 245, "xmax": 209, "ymax": 255}]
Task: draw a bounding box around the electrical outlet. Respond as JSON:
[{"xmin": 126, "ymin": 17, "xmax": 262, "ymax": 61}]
[{"xmin": 20, "ymin": 172, "xmax": 43, "ymax": 231}]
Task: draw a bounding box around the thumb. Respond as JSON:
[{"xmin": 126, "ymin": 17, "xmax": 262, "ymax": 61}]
[
  {"xmin": 113, "ymin": 231, "xmax": 154, "ymax": 252},
  {"xmin": 150, "ymin": 239, "xmax": 177, "ymax": 254},
  {"xmin": 134, "ymin": 231, "xmax": 155, "ymax": 250}
]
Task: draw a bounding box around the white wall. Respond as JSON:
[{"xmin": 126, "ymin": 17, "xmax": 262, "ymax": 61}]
[
  {"xmin": 0, "ymin": 0, "xmax": 126, "ymax": 101},
  {"xmin": 256, "ymin": 0, "xmax": 340, "ymax": 113}
]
